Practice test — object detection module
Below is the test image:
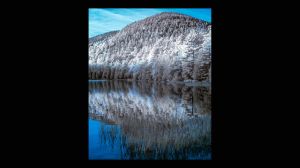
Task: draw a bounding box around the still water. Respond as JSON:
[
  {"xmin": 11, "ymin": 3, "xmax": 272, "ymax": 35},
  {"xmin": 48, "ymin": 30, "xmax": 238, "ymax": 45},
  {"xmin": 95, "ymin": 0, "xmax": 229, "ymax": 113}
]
[{"xmin": 89, "ymin": 80, "xmax": 211, "ymax": 160}]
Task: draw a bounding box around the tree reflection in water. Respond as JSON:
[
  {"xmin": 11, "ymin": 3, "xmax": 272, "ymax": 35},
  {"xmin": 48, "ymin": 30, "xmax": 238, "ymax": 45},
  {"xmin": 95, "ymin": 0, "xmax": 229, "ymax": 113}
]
[{"xmin": 89, "ymin": 80, "xmax": 211, "ymax": 160}]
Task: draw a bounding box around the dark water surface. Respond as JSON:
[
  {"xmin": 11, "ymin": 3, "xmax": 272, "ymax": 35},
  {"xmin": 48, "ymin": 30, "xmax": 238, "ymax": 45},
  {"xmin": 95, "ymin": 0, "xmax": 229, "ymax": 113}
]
[{"xmin": 89, "ymin": 80, "xmax": 211, "ymax": 160}]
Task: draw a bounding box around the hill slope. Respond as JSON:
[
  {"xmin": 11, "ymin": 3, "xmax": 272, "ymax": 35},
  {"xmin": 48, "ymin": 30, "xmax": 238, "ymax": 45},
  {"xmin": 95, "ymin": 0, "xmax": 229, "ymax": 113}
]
[{"xmin": 89, "ymin": 12, "xmax": 211, "ymax": 82}]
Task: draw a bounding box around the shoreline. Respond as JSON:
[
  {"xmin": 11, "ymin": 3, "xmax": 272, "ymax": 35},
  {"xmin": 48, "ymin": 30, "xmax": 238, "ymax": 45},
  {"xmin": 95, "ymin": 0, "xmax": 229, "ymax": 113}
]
[{"xmin": 88, "ymin": 79, "xmax": 210, "ymax": 87}]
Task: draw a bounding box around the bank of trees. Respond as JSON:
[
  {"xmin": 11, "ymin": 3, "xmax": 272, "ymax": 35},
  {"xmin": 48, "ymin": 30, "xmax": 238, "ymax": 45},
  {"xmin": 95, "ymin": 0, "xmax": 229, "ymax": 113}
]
[{"xmin": 89, "ymin": 12, "xmax": 211, "ymax": 81}]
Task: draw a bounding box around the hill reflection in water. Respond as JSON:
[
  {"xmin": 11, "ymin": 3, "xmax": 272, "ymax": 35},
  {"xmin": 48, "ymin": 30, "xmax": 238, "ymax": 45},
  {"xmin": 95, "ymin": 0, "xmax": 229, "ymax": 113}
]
[{"xmin": 89, "ymin": 80, "xmax": 211, "ymax": 160}]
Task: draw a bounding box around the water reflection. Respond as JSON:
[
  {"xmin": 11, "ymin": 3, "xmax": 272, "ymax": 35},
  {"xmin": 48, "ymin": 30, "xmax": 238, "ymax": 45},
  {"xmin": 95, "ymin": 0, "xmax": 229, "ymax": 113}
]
[{"xmin": 89, "ymin": 80, "xmax": 211, "ymax": 160}]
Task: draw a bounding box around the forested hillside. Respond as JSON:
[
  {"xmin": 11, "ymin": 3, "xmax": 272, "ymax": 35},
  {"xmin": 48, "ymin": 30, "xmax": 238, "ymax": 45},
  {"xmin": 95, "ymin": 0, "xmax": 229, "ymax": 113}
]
[{"xmin": 89, "ymin": 12, "xmax": 211, "ymax": 82}]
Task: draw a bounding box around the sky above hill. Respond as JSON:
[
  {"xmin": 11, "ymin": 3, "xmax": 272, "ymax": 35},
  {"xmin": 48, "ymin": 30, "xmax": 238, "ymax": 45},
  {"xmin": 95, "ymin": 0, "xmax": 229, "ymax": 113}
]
[{"xmin": 89, "ymin": 8, "xmax": 211, "ymax": 38}]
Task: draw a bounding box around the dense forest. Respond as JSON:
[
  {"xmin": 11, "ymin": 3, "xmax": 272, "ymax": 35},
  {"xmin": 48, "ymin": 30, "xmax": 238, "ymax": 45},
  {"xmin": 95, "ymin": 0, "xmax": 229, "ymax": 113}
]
[{"xmin": 89, "ymin": 12, "xmax": 211, "ymax": 82}]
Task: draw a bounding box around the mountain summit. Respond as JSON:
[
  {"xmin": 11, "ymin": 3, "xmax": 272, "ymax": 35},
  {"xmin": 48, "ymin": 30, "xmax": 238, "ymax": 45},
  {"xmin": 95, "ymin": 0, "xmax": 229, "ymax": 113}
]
[{"xmin": 89, "ymin": 12, "xmax": 211, "ymax": 82}]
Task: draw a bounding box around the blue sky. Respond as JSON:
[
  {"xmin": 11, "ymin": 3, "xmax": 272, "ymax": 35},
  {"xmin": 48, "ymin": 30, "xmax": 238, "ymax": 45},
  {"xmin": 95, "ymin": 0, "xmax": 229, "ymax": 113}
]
[{"xmin": 89, "ymin": 8, "xmax": 211, "ymax": 38}]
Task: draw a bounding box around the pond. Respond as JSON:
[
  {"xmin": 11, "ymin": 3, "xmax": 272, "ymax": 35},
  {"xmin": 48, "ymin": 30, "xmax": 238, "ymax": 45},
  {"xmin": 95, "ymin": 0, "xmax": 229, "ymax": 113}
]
[{"xmin": 89, "ymin": 80, "xmax": 211, "ymax": 160}]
